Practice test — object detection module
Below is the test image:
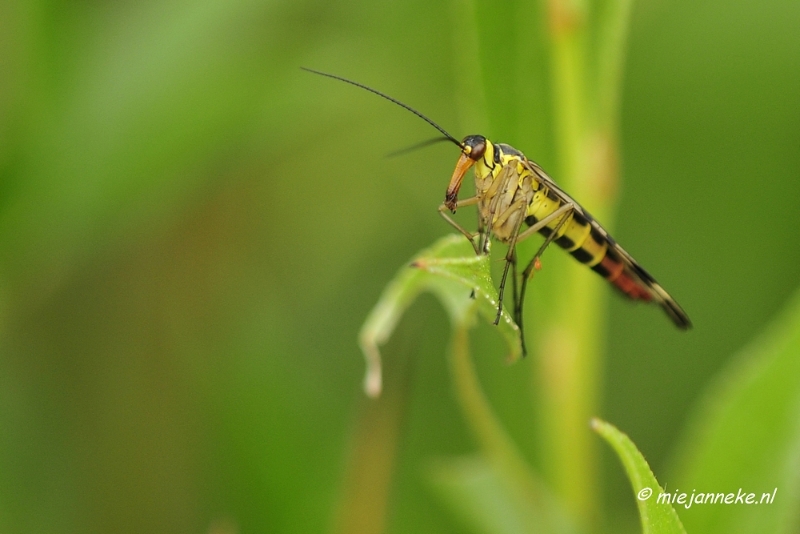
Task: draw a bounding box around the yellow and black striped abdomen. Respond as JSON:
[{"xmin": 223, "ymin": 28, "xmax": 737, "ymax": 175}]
[
  {"xmin": 525, "ymin": 191, "xmax": 691, "ymax": 328},
  {"xmin": 527, "ymin": 189, "xmax": 607, "ymax": 267},
  {"xmin": 527, "ymin": 197, "xmax": 648, "ymax": 299}
]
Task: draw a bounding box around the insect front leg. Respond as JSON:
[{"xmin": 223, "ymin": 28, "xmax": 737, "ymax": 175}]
[{"xmin": 438, "ymin": 196, "xmax": 482, "ymax": 254}]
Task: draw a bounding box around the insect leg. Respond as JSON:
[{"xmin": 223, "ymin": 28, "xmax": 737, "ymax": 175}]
[
  {"xmin": 493, "ymin": 200, "xmax": 529, "ymax": 325},
  {"xmin": 521, "ymin": 203, "xmax": 575, "ymax": 276},
  {"xmin": 509, "ymin": 247, "xmax": 529, "ymax": 356},
  {"xmin": 514, "ymin": 202, "xmax": 575, "ymax": 244},
  {"xmin": 438, "ymin": 197, "xmax": 482, "ymax": 254},
  {"xmin": 515, "ymin": 203, "xmax": 575, "ymax": 344}
]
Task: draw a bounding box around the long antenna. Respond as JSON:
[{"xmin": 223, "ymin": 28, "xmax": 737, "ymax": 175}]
[
  {"xmin": 302, "ymin": 67, "xmax": 463, "ymax": 149},
  {"xmin": 384, "ymin": 136, "xmax": 454, "ymax": 158}
]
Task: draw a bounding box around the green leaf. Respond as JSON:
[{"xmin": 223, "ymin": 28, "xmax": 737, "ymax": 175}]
[
  {"xmin": 592, "ymin": 418, "xmax": 687, "ymax": 534},
  {"xmin": 358, "ymin": 234, "xmax": 521, "ymax": 397},
  {"xmin": 670, "ymin": 290, "xmax": 800, "ymax": 534}
]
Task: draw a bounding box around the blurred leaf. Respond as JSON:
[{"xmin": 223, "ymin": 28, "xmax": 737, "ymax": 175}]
[
  {"xmin": 359, "ymin": 234, "xmax": 520, "ymax": 396},
  {"xmin": 592, "ymin": 418, "xmax": 687, "ymax": 534},
  {"xmin": 427, "ymin": 456, "xmax": 542, "ymax": 534},
  {"xmin": 670, "ymin": 289, "xmax": 800, "ymax": 534}
]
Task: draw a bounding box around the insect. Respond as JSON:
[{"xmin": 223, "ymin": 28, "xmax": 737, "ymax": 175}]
[{"xmin": 304, "ymin": 68, "xmax": 691, "ymax": 353}]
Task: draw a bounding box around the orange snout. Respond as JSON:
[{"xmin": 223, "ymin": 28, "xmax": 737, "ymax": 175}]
[{"xmin": 444, "ymin": 153, "xmax": 475, "ymax": 212}]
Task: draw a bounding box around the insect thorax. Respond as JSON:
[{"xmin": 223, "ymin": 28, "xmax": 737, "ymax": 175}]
[{"xmin": 474, "ymin": 144, "xmax": 540, "ymax": 243}]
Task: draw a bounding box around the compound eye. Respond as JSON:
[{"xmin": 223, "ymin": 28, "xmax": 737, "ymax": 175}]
[{"xmin": 470, "ymin": 140, "xmax": 486, "ymax": 161}]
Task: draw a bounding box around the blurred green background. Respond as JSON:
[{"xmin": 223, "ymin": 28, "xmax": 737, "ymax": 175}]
[{"xmin": 1, "ymin": 0, "xmax": 798, "ymax": 533}]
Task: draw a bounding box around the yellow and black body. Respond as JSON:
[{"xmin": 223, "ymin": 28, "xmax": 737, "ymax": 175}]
[{"xmin": 442, "ymin": 135, "xmax": 690, "ymax": 351}]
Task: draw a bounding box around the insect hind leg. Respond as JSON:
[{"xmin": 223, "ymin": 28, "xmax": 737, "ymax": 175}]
[
  {"xmin": 515, "ymin": 203, "xmax": 575, "ymax": 351},
  {"xmin": 508, "ymin": 248, "xmax": 529, "ymax": 356}
]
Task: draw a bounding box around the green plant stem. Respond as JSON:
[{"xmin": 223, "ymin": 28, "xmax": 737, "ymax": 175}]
[
  {"xmin": 596, "ymin": 0, "xmax": 636, "ymax": 130},
  {"xmin": 540, "ymin": 0, "xmax": 601, "ymax": 526},
  {"xmin": 539, "ymin": 0, "xmax": 633, "ymax": 526}
]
